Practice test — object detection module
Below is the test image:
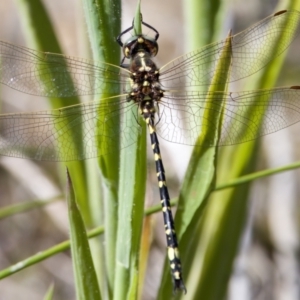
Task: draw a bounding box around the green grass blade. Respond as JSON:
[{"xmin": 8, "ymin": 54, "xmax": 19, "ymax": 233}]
[
  {"xmin": 1, "ymin": 156, "xmax": 299, "ymax": 281},
  {"xmin": 114, "ymin": 6, "xmax": 146, "ymax": 299},
  {"xmin": 82, "ymin": 0, "xmax": 121, "ymax": 293},
  {"xmin": 43, "ymin": 284, "xmax": 55, "ymax": 300},
  {"xmin": 114, "ymin": 120, "xmax": 146, "ymax": 299},
  {"xmin": 82, "ymin": 0, "xmax": 121, "ymax": 65},
  {"xmin": 0, "ymin": 225, "xmax": 104, "ymax": 280},
  {"xmin": 185, "ymin": 0, "xmax": 226, "ymax": 48},
  {"xmin": 0, "ymin": 196, "xmax": 61, "ymax": 220},
  {"xmin": 216, "ymin": 160, "xmax": 300, "ymax": 190},
  {"xmin": 133, "ymin": 0, "xmax": 142, "ymax": 35},
  {"xmin": 15, "ymin": 0, "xmax": 91, "ymax": 224},
  {"xmin": 191, "ymin": 2, "xmax": 300, "ymax": 300},
  {"xmin": 158, "ymin": 19, "xmax": 232, "ymax": 299},
  {"xmin": 66, "ymin": 169, "xmax": 101, "ymax": 300}
]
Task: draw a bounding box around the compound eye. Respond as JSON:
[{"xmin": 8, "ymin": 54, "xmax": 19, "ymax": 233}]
[{"xmin": 151, "ymin": 46, "xmax": 158, "ymax": 57}]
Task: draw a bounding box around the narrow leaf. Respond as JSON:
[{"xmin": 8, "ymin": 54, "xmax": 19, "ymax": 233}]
[
  {"xmin": 0, "ymin": 196, "xmax": 61, "ymax": 220},
  {"xmin": 193, "ymin": 3, "xmax": 300, "ymax": 300},
  {"xmin": 82, "ymin": 0, "xmax": 121, "ymax": 291},
  {"xmin": 158, "ymin": 29, "xmax": 233, "ymax": 297},
  {"xmin": 114, "ymin": 4, "xmax": 147, "ymax": 298},
  {"xmin": 133, "ymin": 0, "xmax": 142, "ymax": 35},
  {"xmin": 15, "ymin": 0, "xmax": 91, "ymax": 224},
  {"xmin": 0, "ymin": 225, "xmax": 104, "ymax": 280},
  {"xmin": 66, "ymin": 169, "xmax": 101, "ymax": 300},
  {"xmin": 43, "ymin": 284, "xmax": 54, "ymax": 300}
]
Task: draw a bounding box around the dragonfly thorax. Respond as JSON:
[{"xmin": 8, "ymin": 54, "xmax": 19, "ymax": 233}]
[
  {"xmin": 123, "ymin": 34, "xmax": 158, "ymax": 59},
  {"xmin": 128, "ymin": 50, "xmax": 164, "ymax": 106}
]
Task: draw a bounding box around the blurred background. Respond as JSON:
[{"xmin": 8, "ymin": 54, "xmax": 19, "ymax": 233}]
[{"xmin": 1, "ymin": 0, "xmax": 300, "ymax": 299}]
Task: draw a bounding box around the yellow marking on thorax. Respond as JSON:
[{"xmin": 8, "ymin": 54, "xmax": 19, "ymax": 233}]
[
  {"xmin": 138, "ymin": 54, "xmax": 147, "ymax": 72},
  {"xmin": 137, "ymin": 52, "xmax": 152, "ymax": 72}
]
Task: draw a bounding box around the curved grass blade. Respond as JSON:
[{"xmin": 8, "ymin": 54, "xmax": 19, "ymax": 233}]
[
  {"xmin": 15, "ymin": 0, "xmax": 91, "ymax": 224},
  {"xmin": 0, "ymin": 196, "xmax": 62, "ymax": 220},
  {"xmin": 114, "ymin": 6, "xmax": 146, "ymax": 299},
  {"xmin": 114, "ymin": 116, "xmax": 146, "ymax": 299},
  {"xmin": 66, "ymin": 169, "xmax": 101, "ymax": 300},
  {"xmin": 133, "ymin": 0, "xmax": 142, "ymax": 36},
  {"xmin": 185, "ymin": 0, "xmax": 225, "ymax": 48},
  {"xmin": 0, "ymin": 224, "xmax": 104, "ymax": 280},
  {"xmin": 1, "ymin": 157, "xmax": 300, "ymax": 281},
  {"xmin": 82, "ymin": 0, "xmax": 121, "ymax": 294},
  {"xmin": 43, "ymin": 284, "xmax": 54, "ymax": 300},
  {"xmin": 215, "ymin": 160, "xmax": 300, "ymax": 190},
  {"xmin": 190, "ymin": 2, "xmax": 300, "ymax": 299},
  {"xmin": 158, "ymin": 28, "xmax": 233, "ymax": 297}
]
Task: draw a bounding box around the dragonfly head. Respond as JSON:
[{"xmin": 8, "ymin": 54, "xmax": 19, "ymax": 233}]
[{"xmin": 123, "ymin": 35, "xmax": 159, "ymax": 59}]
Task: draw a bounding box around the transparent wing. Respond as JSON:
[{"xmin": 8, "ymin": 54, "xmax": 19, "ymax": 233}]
[
  {"xmin": 156, "ymin": 86, "xmax": 300, "ymax": 146},
  {"xmin": 0, "ymin": 41, "xmax": 130, "ymax": 97},
  {"xmin": 1, "ymin": 87, "xmax": 300, "ymax": 161},
  {"xmin": 159, "ymin": 10, "xmax": 300, "ymax": 88},
  {"xmin": 0, "ymin": 96, "xmax": 141, "ymax": 161}
]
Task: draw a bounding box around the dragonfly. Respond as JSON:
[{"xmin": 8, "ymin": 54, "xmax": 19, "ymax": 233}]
[{"xmin": 1, "ymin": 9, "xmax": 300, "ymax": 293}]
